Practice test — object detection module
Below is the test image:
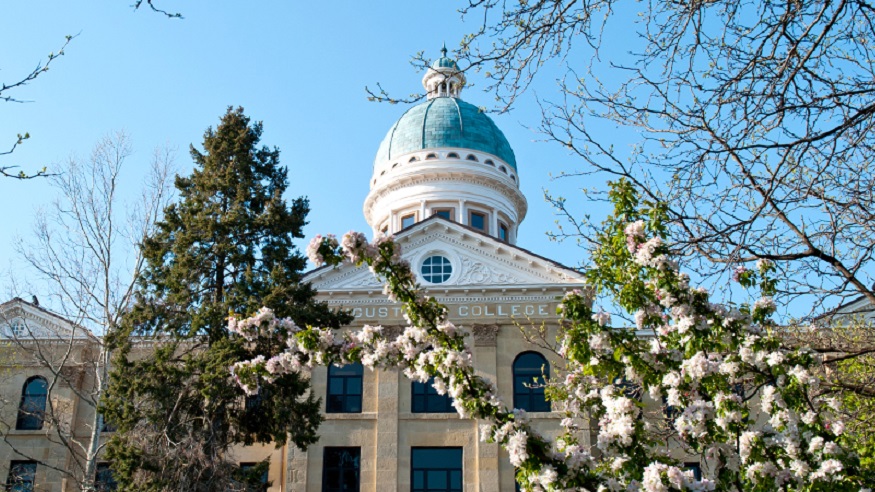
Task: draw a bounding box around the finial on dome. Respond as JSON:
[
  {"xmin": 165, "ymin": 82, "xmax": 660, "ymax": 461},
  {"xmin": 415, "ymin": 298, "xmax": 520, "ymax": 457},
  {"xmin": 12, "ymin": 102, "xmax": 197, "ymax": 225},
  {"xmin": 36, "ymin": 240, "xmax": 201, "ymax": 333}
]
[{"xmin": 423, "ymin": 45, "xmax": 466, "ymax": 100}]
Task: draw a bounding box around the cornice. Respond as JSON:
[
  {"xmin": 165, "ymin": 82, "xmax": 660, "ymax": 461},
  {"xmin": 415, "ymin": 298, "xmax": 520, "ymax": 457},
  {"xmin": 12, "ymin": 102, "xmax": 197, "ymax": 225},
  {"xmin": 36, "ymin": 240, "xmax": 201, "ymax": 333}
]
[{"xmin": 363, "ymin": 170, "xmax": 528, "ymax": 225}]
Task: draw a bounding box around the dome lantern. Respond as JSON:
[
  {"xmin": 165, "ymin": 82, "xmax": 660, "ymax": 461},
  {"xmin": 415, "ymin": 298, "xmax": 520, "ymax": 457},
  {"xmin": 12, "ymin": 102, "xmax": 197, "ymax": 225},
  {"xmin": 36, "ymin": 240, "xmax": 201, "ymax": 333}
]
[{"xmin": 422, "ymin": 44, "xmax": 466, "ymax": 100}]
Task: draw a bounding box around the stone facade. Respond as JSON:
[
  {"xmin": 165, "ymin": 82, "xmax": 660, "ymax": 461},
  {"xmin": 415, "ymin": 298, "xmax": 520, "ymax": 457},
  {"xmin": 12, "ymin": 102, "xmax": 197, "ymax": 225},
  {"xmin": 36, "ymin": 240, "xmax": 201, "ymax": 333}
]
[{"xmin": 0, "ymin": 50, "xmax": 592, "ymax": 491}]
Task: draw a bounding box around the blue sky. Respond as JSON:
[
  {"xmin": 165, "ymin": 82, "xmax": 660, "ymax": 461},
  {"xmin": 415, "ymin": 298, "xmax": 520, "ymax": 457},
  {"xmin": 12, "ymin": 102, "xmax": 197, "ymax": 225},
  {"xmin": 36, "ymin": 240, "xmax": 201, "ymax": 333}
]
[{"xmin": 0, "ymin": 2, "xmax": 617, "ymax": 303}]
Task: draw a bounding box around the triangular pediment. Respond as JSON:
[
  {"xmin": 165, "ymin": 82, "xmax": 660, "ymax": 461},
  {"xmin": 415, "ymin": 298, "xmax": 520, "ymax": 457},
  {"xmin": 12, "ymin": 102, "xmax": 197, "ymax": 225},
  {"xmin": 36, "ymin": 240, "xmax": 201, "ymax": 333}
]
[
  {"xmin": 0, "ymin": 297, "xmax": 87, "ymax": 340},
  {"xmin": 304, "ymin": 217, "xmax": 583, "ymax": 292}
]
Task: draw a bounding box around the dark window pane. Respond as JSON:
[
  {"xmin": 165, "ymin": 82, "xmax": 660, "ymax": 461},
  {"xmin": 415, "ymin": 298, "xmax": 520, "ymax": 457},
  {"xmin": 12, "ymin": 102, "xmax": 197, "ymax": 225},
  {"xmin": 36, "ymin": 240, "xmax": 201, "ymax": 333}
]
[
  {"xmin": 684, "ymin": 463, "xmax": 702, "ymax": 481},
  {"xmin": 327, "ymin": 364, "xmax": 363, "ymax": 414},
  {"xmin": 347, "ymin": 378, "xmax": 362, "ymax": 395},
  {"xmin": 16, "ymin": 377, "xmax": 48, "ymax": 430},
  {"xmin": 469, "ymin": 212, "xmax": 486, "ymax": 231},
  {"xmin": 327, "ymin": 395, "xmax": 344, "ymax": 413},
  {"xmin": 412, "ymin": 378, "xmax": 453, "ymax": 413},
  {"xmin": 7, "ymin": 461, "xmax": 36, "ymax": 492},
  {"xmin": 450, "ymin": 470, "xmax": 462, "ymax": 489},
  {"xmin": 499, "ymin": 223, "xmax": 508, "ymax": 241},
  {"xmin": 329, "ymin": 378, "xmax": 344, "ymax": 394},
  {"xmin": 95, "ymin": 463, "xmax": 117, "ymax": 491},
  {"xmin": 428, "ymin": 470, "xmax": 447, "ymax": 488},
  {"xmin": 402, "ymin": 214, "xmax": 416, "ymax": 229},
  {"xmin": 346, "ymin": 398, "xmax": 362, "ymax": 413},
  {"xmin": 322, "ymin": 447, "xmax": 360, "ymax": 492},
  {"xmin": 512, "ymin": 352, "xmax": 550, "ymax": 412},
  {"xmin": 411, "ymin": 448, "xmax": 462, "ymax": 492},
  {"xmin": 434, "ymin": 210, "xmax": 452, "ymax": 220}
]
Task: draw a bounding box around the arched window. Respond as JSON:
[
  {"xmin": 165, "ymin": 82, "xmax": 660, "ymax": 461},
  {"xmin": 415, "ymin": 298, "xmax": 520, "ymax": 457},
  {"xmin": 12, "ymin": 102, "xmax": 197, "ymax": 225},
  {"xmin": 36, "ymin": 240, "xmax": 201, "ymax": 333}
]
[
  {"xmin": 484, "ymin": 159, "xmax": 495, "ymax": 166},
  {"xmin": 447, "ymin": 152, "xmax": 460, "ymax": 159},
  {"xmin": 499, "ymin": 165, "xmax": 508, "ymax": 174},
  {"xmin": 466, "ymin": 154, "xmax": 478, "ymax": 162},
  {"xmin": 512, "ymin": 352, "xmax": 550, "ymax": 412},
  {"xmin": 426, "ymin": 153, "xmax": 438, "ymax": 160},
  {"xmin": 16, "ymin": 376, "xmax": 47, "ymax": 430},
  {"xmin": 409, "ymin": 156, "xmax": 419, "ymax": 163}
]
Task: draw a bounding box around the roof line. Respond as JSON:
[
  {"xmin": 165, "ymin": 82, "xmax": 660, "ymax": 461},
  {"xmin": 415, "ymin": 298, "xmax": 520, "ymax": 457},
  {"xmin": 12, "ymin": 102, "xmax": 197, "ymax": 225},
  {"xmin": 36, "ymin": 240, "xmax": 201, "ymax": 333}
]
[
  {"xmin": 0, "ymin": 297, "xmax": 77, "ymax": 326},
  {"xmin": 302, "ymin": 216, "xmax": 584, "ymax": 280}
]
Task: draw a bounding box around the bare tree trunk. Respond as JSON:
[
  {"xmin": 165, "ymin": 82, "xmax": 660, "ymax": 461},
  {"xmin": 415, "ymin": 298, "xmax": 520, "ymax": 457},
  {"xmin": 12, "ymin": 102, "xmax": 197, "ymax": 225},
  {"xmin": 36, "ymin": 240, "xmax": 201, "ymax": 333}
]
[{"xmin": 1, "ymin": 132, "xmax": 173, "ymax": 490}]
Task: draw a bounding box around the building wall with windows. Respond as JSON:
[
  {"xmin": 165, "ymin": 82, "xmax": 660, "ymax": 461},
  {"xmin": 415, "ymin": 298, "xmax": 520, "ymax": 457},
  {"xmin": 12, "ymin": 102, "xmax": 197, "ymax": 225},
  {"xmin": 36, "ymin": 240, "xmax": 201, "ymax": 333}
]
[
  {"xmin": 0, "ymin": 298, "xmax": 288, "ymax": 492},
  {"xmin": 0, "ymin": 49, "xmax": 622, "ymax": 492}
]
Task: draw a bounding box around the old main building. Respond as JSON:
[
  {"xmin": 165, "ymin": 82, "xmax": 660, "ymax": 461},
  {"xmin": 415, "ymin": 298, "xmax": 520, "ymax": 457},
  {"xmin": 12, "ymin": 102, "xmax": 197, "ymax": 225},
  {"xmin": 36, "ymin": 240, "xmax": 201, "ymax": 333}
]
[{"xmin": 0, "ymin": 50, "xmax": 583, "ymax": 491}]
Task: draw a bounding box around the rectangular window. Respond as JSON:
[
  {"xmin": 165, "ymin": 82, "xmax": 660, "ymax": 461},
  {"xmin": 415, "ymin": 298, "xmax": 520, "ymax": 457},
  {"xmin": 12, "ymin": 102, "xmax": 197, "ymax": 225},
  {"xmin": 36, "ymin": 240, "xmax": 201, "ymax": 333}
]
[
  {"xmin": 322, "ymin": 447, "xmax": 361, "ymax": 492},
  {"xmin": 432, "ymin": 208, "xmax": 454, "ymax": 221},
  {"xmin": 240, "ymin": 462, "xmax": 269, "ymax": 492},
  {"xmin": 401, "ymin": 213, "xmax": 416, "ymax": 229},
  {"xmin": 468, "ymin": 211, "xmax": 487, "ymax": 232},
  {"xmin": 327, "ymin": 363, "xmax": 363, "ymax": 413},
  {"xmin": 498, "ymin": 222, "xmax": 508, "ymax": 241},
  {"xmin": 6, "ymin": 461, "xmax": 36, "ymax": 492},
  {"xmin": 411, "ymin": 448, "xmax": 462, "ymax": 492},
  {"xmin": 411, "ymin": 377, "xmax": 454, "ymax": 413},
  {"xmin": 95, "ymin": 463, "xmax": 118, "ymax": 492},
  {"xmin": 683, "ymin": 462, "xmax": 702, "ymax": 481},
  {"xmin": 99, "ymin": 414, "xmax": 117, "ymax": 433}
]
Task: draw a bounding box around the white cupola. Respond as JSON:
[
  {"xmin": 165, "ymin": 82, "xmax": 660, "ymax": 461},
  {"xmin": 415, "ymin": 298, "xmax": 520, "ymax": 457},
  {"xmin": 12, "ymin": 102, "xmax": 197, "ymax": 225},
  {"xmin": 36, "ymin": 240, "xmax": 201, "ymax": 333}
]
[{"xmin": 364, "ymin": 48, "xmax": 527, "ymax": 244}]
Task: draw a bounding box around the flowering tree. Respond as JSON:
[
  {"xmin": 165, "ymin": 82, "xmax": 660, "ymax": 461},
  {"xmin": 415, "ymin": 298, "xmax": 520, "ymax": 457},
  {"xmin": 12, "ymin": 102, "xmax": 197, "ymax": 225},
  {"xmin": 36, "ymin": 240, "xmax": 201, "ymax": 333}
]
[{"xmin": 230, "ymin": 180, "xmax": 863, "ymax": 491}]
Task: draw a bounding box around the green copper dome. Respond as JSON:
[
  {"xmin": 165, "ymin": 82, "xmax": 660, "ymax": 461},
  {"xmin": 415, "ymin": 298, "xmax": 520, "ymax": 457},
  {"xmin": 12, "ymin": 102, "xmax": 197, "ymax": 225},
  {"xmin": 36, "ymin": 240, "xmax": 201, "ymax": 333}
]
[
  {"xmin": 374, "ymin": 97, "xmax": 517, "ymax": 169},
  {"xmin": 432, "ymin": 56, "xmax": 458, "ymax": 69}
]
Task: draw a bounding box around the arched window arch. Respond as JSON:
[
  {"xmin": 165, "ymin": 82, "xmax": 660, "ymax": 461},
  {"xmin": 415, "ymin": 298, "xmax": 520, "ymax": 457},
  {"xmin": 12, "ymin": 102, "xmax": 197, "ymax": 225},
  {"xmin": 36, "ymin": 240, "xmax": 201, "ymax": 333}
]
[
  {"xmin": 512, "ymin": 352, "xmax": 550, "ymax": 412},
  {"xmin": 16, "ymin": 376, "xmax": 47, "ymax": 430},
  {"xmin": 447, "ymin": 152, "xmax": 460, "ymax": 159}
]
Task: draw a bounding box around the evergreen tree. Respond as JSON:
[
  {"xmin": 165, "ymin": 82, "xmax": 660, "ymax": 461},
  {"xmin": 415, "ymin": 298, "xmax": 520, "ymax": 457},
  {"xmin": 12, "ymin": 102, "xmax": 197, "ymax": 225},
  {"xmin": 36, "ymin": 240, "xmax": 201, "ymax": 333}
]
[{"xmin": 102, "ymin": 107, "xmax": 350, "ymax": 491}]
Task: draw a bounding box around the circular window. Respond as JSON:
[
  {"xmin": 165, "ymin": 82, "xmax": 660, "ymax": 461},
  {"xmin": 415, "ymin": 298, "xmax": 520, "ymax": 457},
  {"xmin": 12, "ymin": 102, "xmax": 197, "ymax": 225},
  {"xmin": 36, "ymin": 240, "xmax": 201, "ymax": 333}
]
[{"xmin": 421, "ymin": 255, "xmax": 453, "ymax": 284}]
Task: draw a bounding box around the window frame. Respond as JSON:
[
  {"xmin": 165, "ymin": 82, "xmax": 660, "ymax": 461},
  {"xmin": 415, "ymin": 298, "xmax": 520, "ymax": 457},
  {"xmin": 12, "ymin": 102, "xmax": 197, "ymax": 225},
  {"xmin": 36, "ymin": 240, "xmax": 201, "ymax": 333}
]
[
  {"xmin": 16, "ymin": 376, "xmax": 48, "ymax": 431},
  {"xmin": 468, "ymin": 210, "xmax": 488, "ymax": 233},
  {"xmin": 95, "ymin": 463, "xmax": 118, "ymax": 492},
  {"xmin": 321, "ymin": 447, "xmax": 361, "ymax": 492},
  {"xmin": 9, "ymin": 320, "xmax": 25, "ymax": 338},
  {"xmin": 512, "ymin": 352, "xmax": 551, "ymax": 412},
  {"xmin": 410, "ymin": 447, "xmax": 463, "ymax": 492},
  {"xmin": 431, "ymin": 208, "xmax": 454, "ymax": 221},
  {"xmin": 411, "ymin": 377, "xmax": 454, "ymax": 413},
  {"xmin": 400, "ymin": 212, "xmax": 417, "ymax": 230},
  {"xmin": 6, "ymin": 460, "xmax": 36, "ymax": 492},
  {"xmin": 498, "ymin": 222, "xmax": 509, "ymax": 241},
  {"xmin": 683, "ymin": 462, "xmax": 702, "ymax": 481},
  {"xmin": 326, "ymin": 363, "xmax": 363, "ymax": 414},
  {"xmin": 420, "ymin": 255, "xmax": 453, "ymax": 285},
  {"xmin": 239, "ymin": 462, "xmax": 269, "ymax": 492}
]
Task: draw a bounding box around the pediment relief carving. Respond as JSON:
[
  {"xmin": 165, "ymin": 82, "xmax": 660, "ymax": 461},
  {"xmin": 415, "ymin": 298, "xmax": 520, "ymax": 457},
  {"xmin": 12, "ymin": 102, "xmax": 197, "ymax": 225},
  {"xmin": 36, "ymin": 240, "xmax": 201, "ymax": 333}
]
[{"xmin": 305, "ymin": 223, "xmax": 582, "ymax": 291}]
